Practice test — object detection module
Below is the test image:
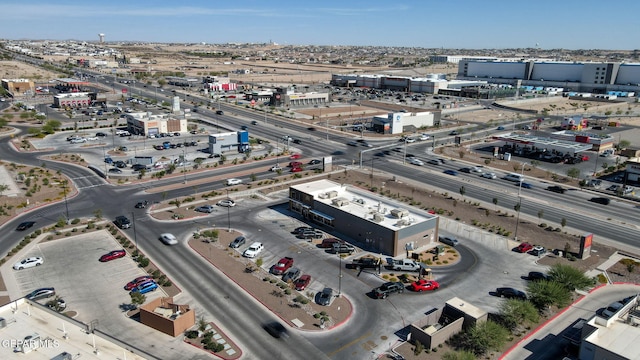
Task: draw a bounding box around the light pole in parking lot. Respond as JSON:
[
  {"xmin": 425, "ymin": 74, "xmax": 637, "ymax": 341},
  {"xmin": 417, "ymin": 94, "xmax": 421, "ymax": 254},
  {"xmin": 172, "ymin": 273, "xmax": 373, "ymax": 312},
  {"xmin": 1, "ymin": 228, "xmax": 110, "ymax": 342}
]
[
  {"xmin": 131, "ymin": 211, "xmax": 138, "ymax": 258},
  {"xmin": 338, "ymin": 252, "xmax": 343, "ymax": 297}
]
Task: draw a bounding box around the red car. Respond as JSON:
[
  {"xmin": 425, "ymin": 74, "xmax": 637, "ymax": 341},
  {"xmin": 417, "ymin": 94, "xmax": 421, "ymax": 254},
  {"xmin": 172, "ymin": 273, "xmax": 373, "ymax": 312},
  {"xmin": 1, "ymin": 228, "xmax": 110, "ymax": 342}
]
[
  {"xmin": 515, "ymin": 242, "xmax": 533, "ymax": 253},
  {"xmin": 289, "ymin": 161, "xmax": 302, "ymax": 168},
  {"xmin": 99, "ymin": 250, "xmax": 126, "ymax": 262},
  {"xmin": 290, "ymin": 153, "xmax": 302, "ymax": 160},
  {"xmin": 124, "ymin": 275, "xmax": 154, "ymax": 291},
  {"xmin": 409, "ymin": 279, "xmax": 440, "ymax": 292},
  {"xmin": 294, "ymin": 275, "xmax": 311, "ymax": 291},
  {"xmin": 271, "ymin": 257, "xmax": 294, "ymax": 275},
  {"xmin": 291, "ymin": 167, "xmax": 303, "ymax": 173}
]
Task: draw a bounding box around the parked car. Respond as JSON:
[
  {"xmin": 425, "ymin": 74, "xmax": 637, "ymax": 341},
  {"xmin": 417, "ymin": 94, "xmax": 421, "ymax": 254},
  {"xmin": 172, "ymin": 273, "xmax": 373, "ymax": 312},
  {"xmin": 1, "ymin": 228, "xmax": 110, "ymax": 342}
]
[
  {"xmin": 528, "ymin": 271, "xmax": 551, "ymax": 282},
  {"xmin": 317, "ymin": 287, "xmax": 334, "ymax": 306},
  {"xmin": 408, "ymin": 279, "xmax": 440, "ymax": 292},
  {"xmin": 515, "ymin": 242, "xmax": 533, "ymax": 253},
  {"xmin": 282, "ymin": 267, "xmax": 301, "ymax": 282},
  {"xmin": 243, "ymin": 242, "xmax": 264, "ymax": 258},
  {"xmin": 159, "ymin": 233, "xmax": 178, "ymax": 245},
  {"xmin": 229, "ymin": 236, "xmax": 246, "ymax": 248},
  {"xmin": 131, "ymin": 164, "xmax": 147, "ymax": 171},
  {"xmin": 26, "ymin": 287, "xmax": 56, "ymax": 301},
  {"xmin": 530, "ymin": 245, "xmax": 546, "ymax": 256},
  {"xmin": 373, "ymin": 282, "xmax": 405, "ymax": 299},
  {"xmin": 298, "ymin": 230, "xmax": 323, "ymax": 239},
  {"xmin": 16, "ymin": 221, "xmax": 36, "ymax": 231},
  {"xmin": 130, "ymin": 280, "xmax": 158, "ymax": 294},
  {"xmin": 496, "ymin": 287, "xmax": 527, "ymax": 300},
  {"xmin": 195, "ymin": 204, "xmax": 216, "ymax": 213},
  {"xmin": 226, "ymin": 178, "xmax": 242, "ymax": 186},
  {"xmin": 293, "ymin": 226, "xmax": 314, "ymax": 235},
  {"xmin": 271, "ymin": 257, "xmax": 294, "ymax": 275},
  {"xmin": 294, "ymin": 275, "xmax": 311, "ymax": 291},
  {"xmin": 332, "ymin": 243, "xmax": 355, "ymax": 254},
  {"xmin": 439, "ymin": 236, "xmax": 459, "ymax": 247},
  {"xmin": 13, "ymin": 256, "xmax": 44, "ymax": 270},
  {"xmin": 320, "ymin": 238, "xmax": 343, "ymax": 248},
  {"xmin": 99, "ymin": 250, "xmax": 126, "ymax": 262},
  {"xmin": 124, "ymin": 276, "xmax": 154, "ymax": 291},
  {"xmin": 602, "ymin": 301, "xmax": 624, "ymax": 318}
]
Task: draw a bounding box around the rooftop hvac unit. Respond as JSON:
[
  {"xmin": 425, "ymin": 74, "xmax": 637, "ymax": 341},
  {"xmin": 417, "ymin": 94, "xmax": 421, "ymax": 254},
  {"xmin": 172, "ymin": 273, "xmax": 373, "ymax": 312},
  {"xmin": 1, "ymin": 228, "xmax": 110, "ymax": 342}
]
[
  {"xmin": 318, "ymin": 192, "xmax": 329, "ymax": 199},
  {"xmin": 390, "ymin": 208, "xmax": 409, "ymax": 218},
  {"xmin": 372, "ymin": 213, "xmax": 384, "ymax": 223},
  {"xmin": 327, "ymin": 190, "xmax": 338, "ymax": 198},
  {"xmin": 332, "ymin": 198, "xmax": 349, "ymax": 207},
  {"xmin": 352, "ymin": 197, "xmax": 365, "ymax": 205},
  {"xmin": 396, "ymin": 219, "xmax": 410, "ymax": 227}
]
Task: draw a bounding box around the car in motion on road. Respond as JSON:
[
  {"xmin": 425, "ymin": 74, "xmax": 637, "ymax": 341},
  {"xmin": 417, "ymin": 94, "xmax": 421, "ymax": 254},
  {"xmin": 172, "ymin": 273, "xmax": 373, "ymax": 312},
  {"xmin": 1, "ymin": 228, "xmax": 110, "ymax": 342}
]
[
  {"xmin": 520, "ymin": 182, "xmax": 533, "ymax": 189},
  {"xmin": 26, "ymin": 287, "xmax": 56, "ymax": 301},
  {"xmin": 99, "ymin": 250, "xmax": 126, "ymax": 262},
  {"xmin": 114, "ymin": 215, "xmax": 131, "ymax": 229},
  {"xmin": 590, "ymin": 197, "xmax": 611, "ymax": 205},
  {"xmin": 216, "ymin": 199, "xmax": 236, "ymax": 207},
  {"xmin": 159, "ymin": 233, "xmax": 178, "ymax": 245},
  {"xmin": 443, "ymin": 169, "xmax": 458, "ymax": 176},
  {"xmin": 13, "ymin": 256, "xmax": 44, "ymax": 270},
  {"xmin": 309, "ymin": 159, "xmax": 321, "ymax": 165},
  {"xmin": 530, "ymin": 245, "xmax": 547, "ymax": 256},
  {"xmin": 294, "ymin": 275, "xmax": 311, "ymax": 291},
  {"xmin": 243, "ymin": 242, "xmax": 264, "ymax": 258},
  {"xmin": 317, "ymin": 287, "xmax": 334, "ymax": 306},
  {"xmin": 270, "ymin": 165, "xmax": 283, "ymax": 172},
  {"xmin": 124, "ymin": 276, "xmax": 154, "ymax": 291},
  {"xmin": 134, "ymin": 200, "xmax": 149, "ymax": 208},
  {"xmin": 195, "ymin": 204, "xmax": 216, "ymax": 213},
  {"xmin": 546, "ymin": 185, "xmax": 567, "ymax": 194},
  {"xmin": 226, "ymin": 178, "xmax": 242, "ymax": 186},
  {"xmin": 263, "ymin": 322, "xmax": 288, "ymax": 339},
  {"xmin": 373, "ymin": 281, "xmax": 405, "ymax": 299},
  {"xmin": 409, "ymin": 158, "xmax": 424, "ymax": 166},
  {"xmin": 481, "ymin": 172, "xmax": 497, "ymax": 179},
  {"xmin": 439, "ymin": 236, "xmax": 459, "ymax": 247},
  {"xmin": 289, "ymin": 153, "xmax": 302, "ymax": 160},
  {"xmin": 16, "ymin": 221, "xmax": 36, "ymax": 231},
  {"xmin": 409, "ymin": 279, "xmax": 440, "ymax": 292},
  {"xmin": 495, "ymin": 287, "xmax": 527, "ymax": 300},
  {"xmin": 427, "ymin": 159, "xmax": 441, "ymax": 165}
]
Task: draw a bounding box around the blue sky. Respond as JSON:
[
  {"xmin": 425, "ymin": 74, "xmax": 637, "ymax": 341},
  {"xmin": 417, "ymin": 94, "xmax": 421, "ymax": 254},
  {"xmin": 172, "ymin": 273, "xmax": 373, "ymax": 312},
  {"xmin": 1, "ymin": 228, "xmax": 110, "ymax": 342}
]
[{"xmin": 2, "ymin": 0, "xmax": 639, "ymax": 49}]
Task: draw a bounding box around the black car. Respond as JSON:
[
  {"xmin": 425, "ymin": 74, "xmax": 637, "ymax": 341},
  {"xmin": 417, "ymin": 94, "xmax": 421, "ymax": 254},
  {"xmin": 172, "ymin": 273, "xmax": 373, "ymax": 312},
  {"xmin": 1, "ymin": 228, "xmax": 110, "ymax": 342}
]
[
  {"xmin": 114, "ymin": 215, "xmax": 131, "ymax": 229},
  {"xmin": 96, "ymin": 132, "xmax": 107, "ymax": 137},
  {"xmin": 108, "ymin": 168, "xmax": 122, "ymax": 174},
  {"xmin": 16, "ymin": 221, "xmax": 36, "ymax": 231},
  {"xmin": 114, "ymin": 161, "xmax": 127, "ymax": 168},
  {"xmin": 263, "ymin": 322, "xmax": 288, "ymax": 338},
  {"xmin": 229, "ymin": 236, "xmax": 246, "ymax": 249},
  {"xmin": 528, "ymin": 272, "xmax": 552, "ymax": 281},
  {"xmin": 309, "ymin": 159, "xmax": 321, "ymax": 165},
  {"xmin": 496, "ymin": 287, "xmax": 527, "ymax": 300},
  {"xmin": 293, "ymin": 139, "xmax": 302, "ymax": 144},
  {"xmin": 134, "ymin": 201, "xmax": 149, "ymax": 209},
  {"xmin": 590, "ymin": 197, "xmax": 611, "ymax": 205},
  {"xmin": 131, "ymin": 164, "xmax": 147, "ymax": 171},
  {"xmin": 292, "ymin": 226, "xmax": 314, "ymax": 235},
  {"xmin": 546, "ymin": 186, "xmax": 567, "ymax": 194},
  {"xmin": 216, "ymin": 110, "xmax": 224, "ymax": 115}
]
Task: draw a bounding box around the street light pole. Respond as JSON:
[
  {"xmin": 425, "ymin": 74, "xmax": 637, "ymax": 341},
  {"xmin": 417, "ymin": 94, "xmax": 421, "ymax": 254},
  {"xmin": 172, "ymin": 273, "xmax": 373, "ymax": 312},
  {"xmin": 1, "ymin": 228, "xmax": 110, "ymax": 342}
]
[
  {"xmin": 514, "ymin": 163, "xmax": 525, "ymax": 242},
  {"xmin": 131, "ymin": 211, "xmax": 138, "ymax": 257},
  {"xmin": 182, "ymin": 149, "xmax": 187, "ymax": 184},
  {"xmin": 226, "ymin": 189, "xmax": 231, "ymax": 232},
  {"xmin": 338, "ymin": 253, "xmax": 343, "ymax": 297},
  {"xmin": 62, "ymin": 180, "xmax": 70, "ymax": 224}
]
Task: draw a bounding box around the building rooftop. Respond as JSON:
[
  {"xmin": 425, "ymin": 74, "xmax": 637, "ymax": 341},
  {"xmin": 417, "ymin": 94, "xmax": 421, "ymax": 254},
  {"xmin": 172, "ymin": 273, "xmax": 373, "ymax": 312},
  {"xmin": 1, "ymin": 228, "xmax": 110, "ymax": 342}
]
[
  {"xmin": 0, "ymin": 298, "xmax": 146, "ymax": 360},
  {"xmin": 291, "ymin": 179, "xmax": 436, "ymax": 230},
  {"xmin": 494, "ymin": 133, "xmax": 593, "ymax": 152},
  {"xmin": 445, "ymin": 297, "xmax": 487, "ymax": 320},
  {"xmin": 584, "ymin": 317, "xmax": 640, "ymax": 360}
]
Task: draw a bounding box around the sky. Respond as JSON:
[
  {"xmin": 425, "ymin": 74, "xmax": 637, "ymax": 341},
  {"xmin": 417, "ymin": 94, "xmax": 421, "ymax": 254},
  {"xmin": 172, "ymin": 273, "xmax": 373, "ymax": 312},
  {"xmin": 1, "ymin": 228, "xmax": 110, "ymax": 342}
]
[{"xmin": 1, "ymin": 0, "xmax": 639, "ymax": 50}]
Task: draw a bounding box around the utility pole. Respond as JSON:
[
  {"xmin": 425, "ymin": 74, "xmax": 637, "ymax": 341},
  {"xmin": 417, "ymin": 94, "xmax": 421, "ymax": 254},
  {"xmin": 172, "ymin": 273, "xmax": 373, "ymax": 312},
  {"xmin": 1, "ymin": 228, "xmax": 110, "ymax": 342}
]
[
  {"xmin": 62, "ymin": 180, "xmax": 70, "ymax": 224},
  {"xmin": 514, "ymin": 163, "xmax": 526, "ymax": 241}
]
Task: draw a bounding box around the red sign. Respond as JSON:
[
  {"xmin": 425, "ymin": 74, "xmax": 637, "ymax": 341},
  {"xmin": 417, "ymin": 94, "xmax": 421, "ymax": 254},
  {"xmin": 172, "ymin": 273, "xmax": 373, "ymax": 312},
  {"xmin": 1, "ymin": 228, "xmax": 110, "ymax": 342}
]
[
  {"xmin": 251, "ymin": 99, "xmax": 256, "ymax": 107},
  {"xmin": 121, "ymin": 89, "xmax": 128, "ymax": 94}
]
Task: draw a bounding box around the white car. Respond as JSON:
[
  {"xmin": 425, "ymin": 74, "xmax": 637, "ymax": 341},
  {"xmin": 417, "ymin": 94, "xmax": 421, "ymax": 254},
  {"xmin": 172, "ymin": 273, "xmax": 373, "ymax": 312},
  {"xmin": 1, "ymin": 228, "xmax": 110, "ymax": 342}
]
[
  {"xmin": 226, "ymin": 178, "xmax": 242, "ymax": 186},
  {"xmin": 470, "ymin": 166, "xmax": 484, "ymax": 173},
  {"xmin": 270, "ymin": 165, "xmax": 282, "ymax": 172},
  {"xmin": 404, "ymin": 137, "xmax": 416, "ymax": 143},
  {"xmin": 409, "ymin": 158, "xmax": 424, "ymax": 166},
  {"xmin": 13, "ymin": 257, "xmax": 44, "ymax": 270},
  {"xmin": 70, "ymin": 137, "xmax": 87, "ymax": 144},
  {"xmin": 418, "ymin": 134, "xmax": 431, "ymax": 141},
  {"xmin": 481, "ymin": 172, "xmax": 497, "ymax": 179},
  {"xmin": 243, "ymin": 242, "xmax": 264, "ymax": 258},
  {"xmin": 85, "ymin": 136, "xmax": 99, "ymax": 141},
  {"xmin": 217, "ymin": 199, "xmax": 236, "ymax": 207},
  {"xmin": 159, "ymin": 233, "xmax": 178, "ymax": 246}
]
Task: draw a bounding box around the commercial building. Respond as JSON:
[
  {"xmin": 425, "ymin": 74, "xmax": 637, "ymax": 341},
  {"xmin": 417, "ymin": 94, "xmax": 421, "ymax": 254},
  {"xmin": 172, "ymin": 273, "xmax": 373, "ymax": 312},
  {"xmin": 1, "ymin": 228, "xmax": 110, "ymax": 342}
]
[
  {"xmin": 125, "ymin": 112, "xmax": 188, "ymax": 136},
  {"xmin": 289, "ymin": 179, "xmax": 439, "ymax": 256},
  {"xmin": 457, "ymin": 60, "xmax": 640, "ymax": 94},
  {"xmin": 139, "ymin": 297, "xmax": 195, "ymax": 337},
  {"xmin": 372, "ymin": 111, "xmax": 440, "ymax": 134},
  {"xmin": 270, "ymin": 87, "xmax": 329, "ymax": 107},
  {"xmin": 53, "ymin": 92, "xmax": 92, "ymax": 108},
  {"xmin": 330, "ymin": 73, "xmax": 487, "ymax": 94},
  {"xmin": 1, "ymin": 78, "xmax": 35, "ymax": 97},
  {"xmin": 207, "ymin": 131, "xmax": 250, "ymax": 155}
]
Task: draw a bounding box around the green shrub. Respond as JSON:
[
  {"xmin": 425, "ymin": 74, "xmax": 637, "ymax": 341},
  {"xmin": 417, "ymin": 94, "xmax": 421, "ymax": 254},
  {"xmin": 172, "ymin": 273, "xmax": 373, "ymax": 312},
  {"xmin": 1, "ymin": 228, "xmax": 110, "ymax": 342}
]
[{"xmin": 71, "ymin": 218, "xmax": 80, "ymax": 224}]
